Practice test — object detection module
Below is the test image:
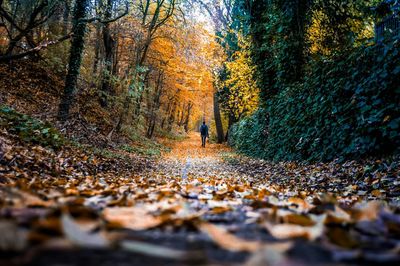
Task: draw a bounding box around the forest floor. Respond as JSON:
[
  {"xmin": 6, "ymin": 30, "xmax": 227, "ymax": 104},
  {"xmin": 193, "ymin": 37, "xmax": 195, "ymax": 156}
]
[{"xmin": 1, "ymin": 131, "xmax": 400, "ymax": 265}]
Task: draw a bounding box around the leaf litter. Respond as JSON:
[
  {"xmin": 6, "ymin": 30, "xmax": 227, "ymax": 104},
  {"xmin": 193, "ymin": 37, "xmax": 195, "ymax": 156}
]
[{"xmin": 0, "ymin": 131, "xmax": 400, "ymax": 265}]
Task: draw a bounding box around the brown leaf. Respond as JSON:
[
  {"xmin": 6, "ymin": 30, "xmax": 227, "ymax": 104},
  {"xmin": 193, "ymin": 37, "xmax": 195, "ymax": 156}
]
[
  {"xmin": 352, "ymin": 201, "xmax": 382, "ymax": 221},
  {"xmin": 371, "ymin": 190, "xmax": 383, "ymax": 198},
  {"xmin": 287, "ymin": 197, "xmax": 312, "ymax": 211},
  {"xmin": 326, "ymin": 227, "xmax": 359, "ymax": 248},
  {"xmin": 325, "ymin": 206, "xmax": 352, "ymax": 224},
  {"xmin": 283, "ymin": 213, "xmax": 315, "ymax": 226},
  {"xmin": 18, "ymin": 190, "xmax": 53, "ymax": 207}
]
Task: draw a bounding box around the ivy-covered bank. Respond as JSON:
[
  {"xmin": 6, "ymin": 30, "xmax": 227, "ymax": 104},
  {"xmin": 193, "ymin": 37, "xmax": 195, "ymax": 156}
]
[{"xmin": 229, "ymin": 35, "xmax": 400, "ymax": 161}]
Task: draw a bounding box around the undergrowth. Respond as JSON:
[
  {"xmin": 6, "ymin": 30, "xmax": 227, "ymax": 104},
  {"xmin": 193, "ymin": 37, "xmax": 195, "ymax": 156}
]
[
  {"xmin": 0, "ymin": 106, "xmax": 64, "ymax": 149},
  {"xmin": 230, "ymin": 36, "xmax": 400, "ymax": 161}
]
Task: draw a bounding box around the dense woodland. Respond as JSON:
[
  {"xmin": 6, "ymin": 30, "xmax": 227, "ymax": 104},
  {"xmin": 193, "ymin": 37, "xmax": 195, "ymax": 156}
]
[
  {"xmin": 1, "ymin": 0, "xmax": 222, "ymax": 144},
  {"xmin": 0, "ymin": 0, "xmax": 399, "ymax": 161},
  {"xmin": 1, "ymin": 0, "xmax": 400, "ymax": 265}
]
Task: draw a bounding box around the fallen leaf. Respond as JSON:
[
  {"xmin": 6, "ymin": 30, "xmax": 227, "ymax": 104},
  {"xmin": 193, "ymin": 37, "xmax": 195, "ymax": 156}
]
[
  {"xmin": 283, "ymin": 213, "xmax": 315, "ymax": 226},
  {"xmin": 352, "ymin": 201, "xmax": 382, "ymax": 221},
  {"xmin": 103, "ymin": 206, "xmax": 162, "ymax": 230},
  {"xmin": 264, "ymin": 214, "xmax": 326, "ymax": 241},
  {"xmin": 198, "ymin": 222, "xmax": 262, "ymax": 252},
  {"xmin": 371, "ymin": 189, "xmax": 383, "ymax": 198},
  {"xmin": 61, "ymin": 214, "xmax": 109, "ymax": 248}
]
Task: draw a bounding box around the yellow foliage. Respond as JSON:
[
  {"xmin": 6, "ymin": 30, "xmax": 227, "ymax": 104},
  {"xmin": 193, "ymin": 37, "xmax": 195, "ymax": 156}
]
[{"xmin": 223, "ymin": 34, "xmax": 259, "ymax": 119}]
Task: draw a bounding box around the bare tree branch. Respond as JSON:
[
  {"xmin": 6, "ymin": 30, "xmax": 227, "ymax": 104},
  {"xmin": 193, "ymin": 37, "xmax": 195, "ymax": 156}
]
[
  {"xmin": 0, "ymin": 33, "xmax": 72, "ymax": 62},
  {"xmin": 0, "ymin": 2, "xmax": 23, "ymax": 32}
]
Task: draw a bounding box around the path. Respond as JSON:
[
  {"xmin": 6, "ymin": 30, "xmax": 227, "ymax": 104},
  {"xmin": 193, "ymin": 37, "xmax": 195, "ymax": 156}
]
[
  {"xmin": 158, "ymin": 132, "xmax": 238, "ymax": 179},
  {"xmin": 1, "ymin": 132, "xmax": 400, "ymax": 265}
]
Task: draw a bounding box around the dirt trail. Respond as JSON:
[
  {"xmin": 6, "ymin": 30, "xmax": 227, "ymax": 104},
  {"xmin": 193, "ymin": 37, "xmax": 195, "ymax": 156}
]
[{"xmin": 157, "ymin": 132, "xmax": 240, "ymax": 179}]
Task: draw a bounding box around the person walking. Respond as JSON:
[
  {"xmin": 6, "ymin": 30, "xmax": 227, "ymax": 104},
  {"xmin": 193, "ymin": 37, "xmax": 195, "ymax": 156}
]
[{"xmin": 200, "ymin": 121, "xmax": 209, "ymax": 147}]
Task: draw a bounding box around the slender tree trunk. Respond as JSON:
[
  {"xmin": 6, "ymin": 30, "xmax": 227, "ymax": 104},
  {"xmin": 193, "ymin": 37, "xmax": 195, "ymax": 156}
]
[
  {"xmin": 178, "ymin": 103, "xmax": 185, "ymax": 126},
  {"xmin": 92, "ymin": 0, "xmax": 103, "ymax": 75},
  {"xmin": 93, "ymin": 22, "xmax": 102, "ymax": 75},
  {"xmin": 184, "ymin": 102, "xmax": 193, "ymax": 132},
  {"xmin": 161, "ymin": 99, "xmax": 172, "ymax": 129},
  {"xmin": 116, "ymin": 95, "xmax": 131, "ymax": 133},
  {"xmin": 213, "ymin": 92, "xmax": 224, "ymax": 143},
  {"xmin": 167, "ymin": 100, "xmax": 177, "ymax": 131},
  {"xmin": 146, "ymin": 71, "xmax": 163, "ymax": 138},
  {"xmin": 100, "ymin": 0, "xmax": 116, "ymax": 107},
  {"xmin": 58, "ymin": 0, "xmax": 90, "ymax": 121}
]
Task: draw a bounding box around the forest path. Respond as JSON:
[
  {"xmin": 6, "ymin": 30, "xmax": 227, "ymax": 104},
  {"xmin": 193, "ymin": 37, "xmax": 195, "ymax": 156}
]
[
  {"xmin": 156, "ymin": 132, "xmax": 240, "ymax": 180},
  {"xmin": 2, "ymin": 133, "xmax": 399, "ymax": 265}
]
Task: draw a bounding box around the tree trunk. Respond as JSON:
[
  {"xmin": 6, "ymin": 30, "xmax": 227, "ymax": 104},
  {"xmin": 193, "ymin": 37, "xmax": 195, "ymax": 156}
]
[
  {"xmin": 178, "ymin": 103, "xmax": 185, "ymax": 126},
  {"xmin": 92, "ymin": 0, "xmax": 103, "ymax": 76},
  {"xmin": 99, "ymin": 0, "xmax": 116, "ymax": 107},
  {"xmin": 213, "ymin": 92, "xmax": 224, "ymax": 143},
  {"xmin": 167, "ymin": 100, "xmax": 177, "ymax": 131},
  {"xmin": 184, "ymin": 102, "xmax": 193, "ymax": 132},
  {"xmin": 58, "ymin": 0, "xmax": 90, "ymax": 121},
  {"xmin": 146, "ymin": 71, "xmax": 163, "ymax": 138},
  {"xmin": 116, "ymin": 94, "xmax": 131, "ymax": 133},
  {"xmin": 161, "ymin": 99, "xmax": 172, "ymax": 129},
  {"xmin": 225, "ymin": 112, "xmax": 236, "ymax": 141}
]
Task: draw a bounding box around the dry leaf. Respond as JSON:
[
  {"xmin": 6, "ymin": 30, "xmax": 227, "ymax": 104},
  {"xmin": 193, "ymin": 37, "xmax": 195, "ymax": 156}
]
[
  {"xmin": 325, "ymin": 206, "xmax": 352, "ymax": 224},
  {"xmin": 199, "ymin": 222, "xmax": 262, "ymax": 252},
  {"xmin": 103, "ymin": 206, "xmax": 162, "ymax": 230},
  {"xmin": 352, "ymin": 201, "xmax": 382, "ymax": 221},
  {"xmin": 287, "ymin": 197, "xmax": 312, "ymax": 211},
  {"xmin": 265, "ymin": 214, "xmax": 326, "ymax": 241}
]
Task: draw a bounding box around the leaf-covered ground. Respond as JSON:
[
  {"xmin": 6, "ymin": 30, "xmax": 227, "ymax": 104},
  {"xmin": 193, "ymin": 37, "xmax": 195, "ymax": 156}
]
[{"xmin": 1, "ymin": 132, "xmax": 400, "ymax": 265}]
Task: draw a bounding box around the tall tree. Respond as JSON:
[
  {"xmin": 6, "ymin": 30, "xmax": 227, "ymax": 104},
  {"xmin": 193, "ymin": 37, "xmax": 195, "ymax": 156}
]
[{"xmin": 58, "ymin": 0, "xmax": 90, "ymax": 121}]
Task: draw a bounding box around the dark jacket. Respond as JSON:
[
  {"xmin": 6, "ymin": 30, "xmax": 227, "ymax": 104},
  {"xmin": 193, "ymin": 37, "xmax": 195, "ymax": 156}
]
[{"xmin": 200, "ymin": 124, "xmax": 209, "ymax": 136}]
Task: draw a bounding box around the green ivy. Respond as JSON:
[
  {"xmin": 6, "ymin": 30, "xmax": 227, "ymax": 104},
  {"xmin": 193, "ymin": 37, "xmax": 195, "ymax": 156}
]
[
  {"xmin": 230, "ymin": 35, "xmax": 400, "ymax": 161},
  {"xmin": 0, "ymin": 106, "xmax": 64, "ymax": 149}
]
